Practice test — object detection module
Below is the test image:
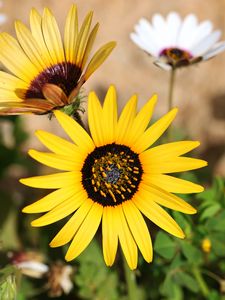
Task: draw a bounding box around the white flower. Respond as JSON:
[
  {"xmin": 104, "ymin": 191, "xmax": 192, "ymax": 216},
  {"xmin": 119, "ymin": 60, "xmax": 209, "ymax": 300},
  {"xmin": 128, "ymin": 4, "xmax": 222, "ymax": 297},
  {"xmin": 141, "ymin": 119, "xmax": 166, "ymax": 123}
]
[{"xmin": 130, "ymin": 12, "xmax": 225, "ymax": 70}]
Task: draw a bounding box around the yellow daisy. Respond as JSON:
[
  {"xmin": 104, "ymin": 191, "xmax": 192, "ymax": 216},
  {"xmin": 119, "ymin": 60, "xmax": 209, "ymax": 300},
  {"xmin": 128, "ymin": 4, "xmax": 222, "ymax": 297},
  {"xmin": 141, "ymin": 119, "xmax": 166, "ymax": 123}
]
[
  {"xmin": 0, "ymin": 4, "xmax": 116, "ymax": 115},
  {"xmin": 21, "ymin": 85, "xmax": 207, "ymax": 270}
]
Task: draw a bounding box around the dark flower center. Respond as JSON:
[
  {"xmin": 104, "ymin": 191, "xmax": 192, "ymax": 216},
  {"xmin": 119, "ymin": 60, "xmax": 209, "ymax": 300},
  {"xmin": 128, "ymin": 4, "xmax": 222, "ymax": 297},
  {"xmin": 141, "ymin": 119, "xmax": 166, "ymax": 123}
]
[
  {"xmin": 160, "ymin": 47, "xmax": 192, "ymax": 67},
  {"xmin": 81, "ymin": 143, "xmax": 143, "ymax": 206},
  {"xmin": 25, "ymin": 62, "xmax": 82, "ymax": 99}
]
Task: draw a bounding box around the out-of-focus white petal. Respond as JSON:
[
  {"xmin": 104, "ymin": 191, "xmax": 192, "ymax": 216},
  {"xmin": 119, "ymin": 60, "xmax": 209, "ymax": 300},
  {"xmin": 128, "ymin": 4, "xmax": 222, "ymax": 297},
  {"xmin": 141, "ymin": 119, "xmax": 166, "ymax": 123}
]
[
  {"xmin": 177, "ymin": 14, "xmax": 198, "ymax": 48},
  {"xmin": 188, "ymin": 20, "xmax": 213, "ymax": 50},
  {"xmin": 166, "ymin": 12, "xmax": 182, "ymax": 46},
  {"xmin": 203, "ymin": 41, "xmax": 225, "ymax": 60},
  {"xmin": 130, "ymin": 32, "xmax": 158, "ymax": 56},
  {"xmin": 191, "ymin": 30, "xmax": 221, "ymax": 56},
  {"xmin": 154, "ymin": 60, "xmax": 172, "ymax": 70}
]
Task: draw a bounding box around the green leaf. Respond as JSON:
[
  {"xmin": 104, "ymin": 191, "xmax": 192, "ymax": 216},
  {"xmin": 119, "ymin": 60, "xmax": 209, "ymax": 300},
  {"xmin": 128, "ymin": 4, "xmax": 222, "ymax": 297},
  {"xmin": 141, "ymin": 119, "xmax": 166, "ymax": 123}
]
[
  {"xmin": 175, "ymin": 271, "xmax": 199, "ymax": 293},
  {"xmin": 154, "ymin": 232, "xmax": 176, "ymax": 260},
  {"xmin": 200, "ymin": 204, "xmax": 221, "ymax": 221},
  {"xmin": 180, "ymin": 241, "xmax": 202, "ymax": 264}
]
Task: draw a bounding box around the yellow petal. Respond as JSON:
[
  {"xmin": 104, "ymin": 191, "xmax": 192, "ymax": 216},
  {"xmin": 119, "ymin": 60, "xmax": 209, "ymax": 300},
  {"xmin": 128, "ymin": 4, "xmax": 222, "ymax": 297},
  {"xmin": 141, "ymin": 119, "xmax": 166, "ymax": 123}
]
[
  {"xmin": 102, "ymin": 85, "xmax": 117, "ymax": 144},
  {"xmin": 0, "ymin": 33, "xmax": 39, "ymax": 82},
  {"xmin": 132, "ymin": 108, "xmax": 178, "ymax": 153},
  {"xmin": 143, "ymin": 174, "xmax": 204, "ymax": 194},
  {"xmin": 123, "ymin": 201, "xmax": 152, "ymax": 262},
  {"xmin": 139, "ymin": 181, "xmax": 197, "ymax": 214},
  {"xmin": 102, "ymin": 206, "xmax": 119, "ymax": 267},
  {"xmin": 65, "ymin": 201, "xmax": 103, "ymax": 261},
  {"xmin": 143, "ymin": 157, "xmax": 208, "ymax": 174},
  {"xmin": 15, "ymin": 20, "xmax": 47, "ymax": 71},
  {"xmin": 20, "ymin": 171, "xmax": 81, "ymax": 189},
  {"xmin": 116, "ymin": 94, "xmax": 137, "ymax": 145},
  {"xmin": 140, "ymin": 141, "xmax": 201, "ymax": 163},
  {"xmin": 88, "ymin": 91, "xmax": 104, "ymax": 146},
  {"xmin": 81, "ymin": 23, "xmax": 99, "ymax": 69},
  {"xmin": 126, "ymin": 94, "xmax": 157, "ymax": 145},
  {"xmin": 31, "ymin": 189, "xmax": 87, "ymax": 227},
  {"xmin": 54, "ymin": 110, "xmax": 95, "ymax": 154},
  {"xmin": 64, "ymin": 4, "xmax": 78, "ymax": 63},
  {"xmin": 50, "ymin": 198, "xmax": 93, "ymax": 247},
  {"xmin": 35, "ymin": 130, "xmax": 82, "ymax": 157},
  {"xmin": 29, "ymin": 8, "xmax": 53, "ymax": 66},
  {"xmin": 75, "ymin": 11, "xmax": 93, "ymax": 66},
  {"xmin": 22, "ymin": 186, "xmax": 76, "ymax": 213},
  {"xmin": 0, "ymin": 71, "xmax": 28, "ymax": 91},
  {"xmin": 84, "ymin": 41, "xmax": 116, "ymax": 80},
  {"xmin": 133, "ymin": 192, "xmax": 185, "ymax": 238},
  {"xmin": 115, "ymin": 205, "xmax": 138, "ymax": 270},
  {"xmin": 28, "ymin": 149, "xmax": 83, "ymax": 171},
  {"xmin": 42, "ymin": 8, "xmax": 65, "ymax": 64}
]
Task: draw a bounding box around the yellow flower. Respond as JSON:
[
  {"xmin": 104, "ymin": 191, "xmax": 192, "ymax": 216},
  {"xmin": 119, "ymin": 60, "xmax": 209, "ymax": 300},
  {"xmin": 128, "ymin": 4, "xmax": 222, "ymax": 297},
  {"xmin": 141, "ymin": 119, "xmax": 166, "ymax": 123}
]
[
  {"xmin": 21, "ymin": 86, "xmax": 207, "ymax": 270},
  {"xmin": 201, "ymin": 238, "xmax": 211, "ymax": 253},
  {"xmin": 0, "ymin": 5, "xmax": 116, "ymax": 115}
]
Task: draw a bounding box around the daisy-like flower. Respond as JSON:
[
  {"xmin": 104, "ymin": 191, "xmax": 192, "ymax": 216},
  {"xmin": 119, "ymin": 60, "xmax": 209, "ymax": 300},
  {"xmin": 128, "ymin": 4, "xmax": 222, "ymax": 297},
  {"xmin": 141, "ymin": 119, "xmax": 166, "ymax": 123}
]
[
  {"xmin": 21, "ymin": 86, "xmax": 207, "ymax": 270},
  {"xmin": 130, "ymin": 12, "xmax": 225, "ymax": 70},
  {"xmin": 0, "ymin": 4, "xmax": 116, "ymax": 115}
]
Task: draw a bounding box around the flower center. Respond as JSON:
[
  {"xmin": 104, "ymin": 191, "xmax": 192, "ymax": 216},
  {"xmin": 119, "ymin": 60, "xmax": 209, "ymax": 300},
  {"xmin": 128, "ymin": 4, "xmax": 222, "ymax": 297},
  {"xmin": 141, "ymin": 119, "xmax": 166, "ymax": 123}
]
[
  {"xmin": 160, "ymin": 47, "xmax": 192, "ymax": 67},
  {"xmin": 81, "ymin": 144, "xmax": 143, "ymax": 206},
  {"xmin": 25, "ymin": 62, "xmax": 82, "ymax": 100}
]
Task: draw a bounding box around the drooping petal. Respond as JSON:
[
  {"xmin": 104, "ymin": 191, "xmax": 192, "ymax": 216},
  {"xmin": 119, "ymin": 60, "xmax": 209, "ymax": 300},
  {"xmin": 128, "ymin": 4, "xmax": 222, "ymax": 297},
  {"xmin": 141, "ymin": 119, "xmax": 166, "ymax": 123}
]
[
  {"xmin": 65, "ymin": 201, "xmax": 103, "ymax": 261},
  {"xmin": 138, "ymin": 181, "xmax": 197, "ymax": 214},
  {"xmin": 133, "ymin": 192, "xmax": 185, "ymax": 238},
  {"xmin": 102, "ymin": 206, "xmax": 119, "ymax": 266},
  {"xmin": 122, "ymin": 201, "xmax": 152, "ymax": 262},
  {"xmin": 50, "ymin": 198, "xmax": 93, "ymax": 247},
  {"xmin": 31, "ymin": 189, "xmax": 87, "ymax": 227},
  {"xmin": 115, "ymin": 205, "xmax": 138, "ymax": 270}
]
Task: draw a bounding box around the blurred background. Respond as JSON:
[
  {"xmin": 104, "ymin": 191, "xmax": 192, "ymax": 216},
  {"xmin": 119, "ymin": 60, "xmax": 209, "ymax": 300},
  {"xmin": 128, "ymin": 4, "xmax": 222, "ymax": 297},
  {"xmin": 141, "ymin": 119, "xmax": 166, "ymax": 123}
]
[{"xmin": 0, "ymin": 1, "xmax": 225, "ymax": 299}]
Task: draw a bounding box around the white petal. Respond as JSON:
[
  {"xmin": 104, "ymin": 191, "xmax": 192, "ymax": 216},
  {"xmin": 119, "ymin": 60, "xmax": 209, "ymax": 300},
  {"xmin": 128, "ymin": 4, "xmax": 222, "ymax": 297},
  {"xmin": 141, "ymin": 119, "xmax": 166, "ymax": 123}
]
[
  {"xmin": 130, "ymin": 32, "xmax": 158, "ymax": 56},
  {"xmin": 154, "ymin": 60, "xmax": 172, "ymax": 70},
  {"xmin": 189, "ymin": 21, "xmax": 213, "ymax": 49},
  {"xmin": 203, "ymin": 41, "xmax": 225, "ymax": 60},
  {"xmin": 191, "ymin": 30, "xmax": 221, "ymax": 56},
  {"xmin": 166, "ymin": 12, "xmax": 182, "ymax": 46},
  {"xmin": 177, "ymin": 14, "xmax": 198, "ymax": 49}
]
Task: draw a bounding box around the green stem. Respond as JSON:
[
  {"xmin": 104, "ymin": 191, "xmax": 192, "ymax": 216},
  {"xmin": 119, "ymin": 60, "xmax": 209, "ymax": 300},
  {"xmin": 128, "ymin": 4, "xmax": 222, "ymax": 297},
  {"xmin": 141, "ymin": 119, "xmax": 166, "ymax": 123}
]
[
  {"xmin": 192, "ymin": 267, "xmax": 210, "ymax": 298},
  {"xmin": 123, "ymin": 256, "xmax": 138, "ymax": 300},
  {"xmin": 167, "ymin": 68, "xmax": 176, "ymax": 141}
]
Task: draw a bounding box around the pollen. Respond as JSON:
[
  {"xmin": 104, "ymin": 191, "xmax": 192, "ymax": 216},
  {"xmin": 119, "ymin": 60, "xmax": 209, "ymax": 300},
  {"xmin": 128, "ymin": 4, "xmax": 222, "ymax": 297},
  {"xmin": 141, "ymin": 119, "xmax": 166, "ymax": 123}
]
[{"xmin": 81, "ymin": 143, "xmax": 143, "ymax": 206}]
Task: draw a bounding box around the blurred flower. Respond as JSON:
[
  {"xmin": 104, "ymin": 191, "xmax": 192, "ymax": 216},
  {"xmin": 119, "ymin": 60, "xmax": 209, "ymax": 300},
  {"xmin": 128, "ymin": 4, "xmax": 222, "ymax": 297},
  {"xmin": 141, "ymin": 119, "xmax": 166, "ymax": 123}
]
[
  {"xmin": 201, "ymin": 238, "xmax": 212, "ymax": 253},
  {"xmin": 130, "ymin": 12, "xmax": 225, "ymax": 70},
  {"xmin": 21, "ymin": 85, "xmax": 207, "ymax": 270},
  {"xmin": 46, "ymin": 262, "xmax": 73, "ymax": 297},
  {"xmin": 10, "ymin": 251, "xmax": 49, "ymax": 278},
  {"xmin": 0, "ymin": 4, "xmax": 116, "ymax": 115}
]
